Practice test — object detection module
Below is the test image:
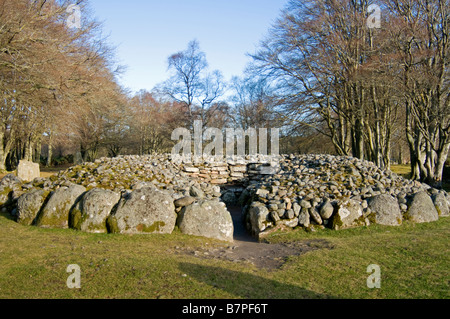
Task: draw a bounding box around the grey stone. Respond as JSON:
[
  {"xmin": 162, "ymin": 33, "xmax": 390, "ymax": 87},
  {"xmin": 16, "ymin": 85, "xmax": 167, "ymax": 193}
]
[
  {"xmin": 132, "ymin": 181, "xmax": 157, "ymax": 190},
  {"xmin": 277, "ymin": 209, "xmax": 286, "ymax": 217},
  {"xmin": 432, "ymin": 192, "xmax": 449, "ymax": 217},
  {"xmin": 248, "ymin": 204, "xmax": 272, "ymax": 236},
  {"xmin": 256, "ymin": 188, "xmax": 270, "ymax": 197},
  {"xmin": 0, "ymin": 186, "xmax": 13, "ymax": 207},
  {"xmin": 319, "ymin": 200, "xmax": 334, "ymax": 220},
  {"xmin": 300, "ymin": 200, "xmax": 312, "ymax": 209},
  {"xmin": 309, "ymin": 207, "xmax": 323, "ymax": 225},
  {"xmin": 16, "ymin": 190, "xmax": 49, "ymax": 226},
  {"xmin": 405, "ymin": 192, "xmax": 439, "ymax": 223},
  {"xmin": 109, "ymin": 188, "xmax": 176, "ymax": 234},
  {"xmin": 284, "ymin": 209, "xmax": 295, "ymax": 220},
  {"xmin": 0, "ymin": 174, "xmax": 22, "ymax": 189},
  {"xmin": 17, "ymin": 160, "xmax": 40, "ymax": 182},
  {"xmin": 174, "ymin": 196, "xmax": 196, "ymax": 208},
  {"xmin": 330, "ymin": 199, "xmax": 363, "ymax": 230},
  {"xmin": 184, "ymin": 167, "xmax": 199, "ymax": 173},
  {"xmin": 298, "ymin": 208, "xmax": 310, "ymax": 227},
  {"xmin": 270, "ymin": 210, "xmax": 280, "ymax": 223},
  {"xmin": 35, "ymin": 185, "xmax": 86, "ymax": 229},
  {"xmin": 279, "ymin": 218, "xmax": 299, "ymax": 228},
  {"xmin": 189, "ymin": 185, "xmax": 205, "ymax": 199},
  {"xmin": 293, "ymin": 202, "xmax": 301, "ymax": 216},
  {"xmin": 367, "ymin": 194, "xmax": 402, "ymax": 226},
  {"xmin": 177, "ymin": 200, "xmax": 233, "ymax": 242},
  {"xmin": 70, "ymin": 188, "xmax": 120, "ymax": 233}
]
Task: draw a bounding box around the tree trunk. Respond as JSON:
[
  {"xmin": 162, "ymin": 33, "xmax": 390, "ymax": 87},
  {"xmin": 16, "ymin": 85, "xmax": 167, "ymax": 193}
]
[
  {"xmin": 47, "ymin": 135, "xmax": 53, "ymax": 167},
  {"xmin": 0, "ymin": 131, "xmax": 6, "ymax": 171},
  {"xmin": 34, "ymin": 138, "xmax": 42, "ymax": 164}
]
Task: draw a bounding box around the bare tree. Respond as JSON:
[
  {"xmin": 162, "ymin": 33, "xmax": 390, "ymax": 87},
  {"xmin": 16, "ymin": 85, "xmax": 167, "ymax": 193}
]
[
  {"xmin": 386, "ymin": 0, "xmax": 450, "ymax": 187},
  {"xmin": 159, "ymin": 40, "xmax": 226, "ymax": 128},
  {"xmin": 251, "ymin": 0, "xmax": 402, "ymax": 169}
]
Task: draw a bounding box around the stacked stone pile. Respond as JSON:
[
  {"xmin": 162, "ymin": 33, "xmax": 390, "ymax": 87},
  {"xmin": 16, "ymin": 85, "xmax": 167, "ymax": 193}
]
[
  {"xmin": 241, "ymin": 154, "xmax": 449, "ymax": 238},
  {"xmin": 0, "ymin": 154, "xmax": 448, "ymax": 242}
]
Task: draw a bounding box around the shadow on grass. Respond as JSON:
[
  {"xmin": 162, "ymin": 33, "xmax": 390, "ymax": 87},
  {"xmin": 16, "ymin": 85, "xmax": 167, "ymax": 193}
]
[
  {"xmin": 0, "ymin": 211, "xmax": 15, "ymax": 222},
  {"xmin": 179, "ymin": 262, "xmax": 335, "ymax": 299}
]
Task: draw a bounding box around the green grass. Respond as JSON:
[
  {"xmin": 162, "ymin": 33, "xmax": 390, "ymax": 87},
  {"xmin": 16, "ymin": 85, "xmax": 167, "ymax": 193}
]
[
  {"xmin": 391, "ymin": 164, "xmax": 450, "ymax": 192},
  {"xmin": 391, "ymin": 164, "xmax": 412, "ymax": 179},
  {"xmin": 0, "ymin": 211, "xmax": 449, "ymax": 299}
]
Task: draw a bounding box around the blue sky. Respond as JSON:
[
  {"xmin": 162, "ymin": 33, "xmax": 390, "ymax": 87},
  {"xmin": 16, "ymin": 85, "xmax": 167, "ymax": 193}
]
[{"xmin": 88, "ymin": 0, "xmax": 289, "ymax": 94}]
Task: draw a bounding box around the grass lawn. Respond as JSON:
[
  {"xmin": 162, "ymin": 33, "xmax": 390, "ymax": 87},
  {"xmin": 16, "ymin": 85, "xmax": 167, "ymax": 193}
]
[
  {"xmin": 0, "ymin": 210, "xmax": 448, "ymax": 299},
  {"xmin": 0, "ymin": 163, "xmax": 448, "ymax": 299},
  {"xmin": 391, "ymin": 165, "xmax": 412, "ymax": 179},
  {"xmin": 391, "ymin": 164, "xmax": 450, "ymax": 192}
]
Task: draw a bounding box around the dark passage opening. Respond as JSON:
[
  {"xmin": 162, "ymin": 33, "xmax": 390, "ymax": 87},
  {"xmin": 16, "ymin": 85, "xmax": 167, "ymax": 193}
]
[{"xmin": 220, "ymin": 183, "xmax": 256, "ymax": 243}]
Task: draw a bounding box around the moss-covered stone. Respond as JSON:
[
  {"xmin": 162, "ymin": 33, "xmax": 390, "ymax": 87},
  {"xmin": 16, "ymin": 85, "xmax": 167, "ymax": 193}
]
[
  {"xmin": 70, "ymin": 208, "xmax": 83, "ymax": 230},
  {"xmin": 106, "ymin": 215, "xmax": 120, "ymax": 234},
  {"xmin": 137, "ymin": 221, "xmax": 166, "ymax": 233}
]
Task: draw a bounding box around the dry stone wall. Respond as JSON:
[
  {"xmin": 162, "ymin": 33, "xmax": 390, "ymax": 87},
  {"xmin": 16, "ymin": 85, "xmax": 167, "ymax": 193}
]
[{"xmin": 0, "ymin": 154, "xmax": 449, "ymax": 242}]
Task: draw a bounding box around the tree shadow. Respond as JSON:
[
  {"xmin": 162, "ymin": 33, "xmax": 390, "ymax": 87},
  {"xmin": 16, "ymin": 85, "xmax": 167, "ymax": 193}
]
[{"xmin": 179, "ymin": 262, "xmax": 335, "ymax": 299}]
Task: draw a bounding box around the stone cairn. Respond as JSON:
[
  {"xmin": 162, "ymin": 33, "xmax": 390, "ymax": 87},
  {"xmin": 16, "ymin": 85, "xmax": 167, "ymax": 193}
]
[{"xmin": 0, "ymin": 154, "xmax": 449, "ymax": 242}]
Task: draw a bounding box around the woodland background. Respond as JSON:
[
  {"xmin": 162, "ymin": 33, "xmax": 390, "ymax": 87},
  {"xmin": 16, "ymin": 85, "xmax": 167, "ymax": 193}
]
[{"xmin": 0, "ymin": 0, "xmax": 448, "ymax": 187}]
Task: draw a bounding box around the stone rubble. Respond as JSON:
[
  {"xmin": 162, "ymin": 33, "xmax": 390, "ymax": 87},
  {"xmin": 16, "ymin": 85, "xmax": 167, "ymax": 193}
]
[{"xmin": 0, "ymin": 154, "xmax": 448, "ymax": 241}]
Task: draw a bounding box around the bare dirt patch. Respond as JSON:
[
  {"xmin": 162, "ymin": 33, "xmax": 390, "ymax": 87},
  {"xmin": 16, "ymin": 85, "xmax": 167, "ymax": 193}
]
[{"xmin": 176, "ymin": 206, "xmax": 334, "ymax": 270}]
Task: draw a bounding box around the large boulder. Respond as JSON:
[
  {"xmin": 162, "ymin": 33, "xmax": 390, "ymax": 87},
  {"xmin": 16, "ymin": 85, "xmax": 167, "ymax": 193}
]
[
  {"xmin": 70, "ymin": 188, "xmax": 121, "ymax": 233},
  {"xmin": 405, "ymin": 191, "xmax": 439, "ymax": 223},
  {"xmin": 177, "ymin": 200, "xmax": 234, "ymax": 242},
  {"xmin": 0, "ymin": 174, "xmax": 22, "ymax": 207},
  {"xmin": 432, "ymin": 191, "xmax": 449, "ymax": 217},
  {"xmin": 330, "ymin": 199, "xmax": 363, "ymax": 230},
  {"xmin": 367, "ymin": 194, "xmax": 402, "ymax": 226},
  {"xmin": 35, "ymin": 185, "xmax": 86, "ymax": 228},
  {"xmin": 0, "ymin": 174, "xmax": 22, "ymax": 189},
  {"xmin": 107, "ymin": 187, "xmax": 176, "ymax": 234},
  {"xmin": 16, "ymin": 190, "xmax": 50, "ymax": 226},
  {"xmin": 0, "ymin": 187, "xmax": 13, "ymax": 208},
  {"xmin": 247, "ymin": 203, "xmax": 272, "ymax": 236}
]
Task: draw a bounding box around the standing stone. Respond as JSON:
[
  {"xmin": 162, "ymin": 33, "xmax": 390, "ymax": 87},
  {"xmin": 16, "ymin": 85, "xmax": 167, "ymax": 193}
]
[
  {"xmin": 405, "ymin": 192, "xmax": 439, "ymax": 223},
  {"xmin": 17, "ymin": 160, "xmax": 40, "ymax": 182},
  {"xmin": 177, "ymin": 200, "xmax": 234, "ymax": 242},
  {"xmin": 367, "ymin": 194, "xmax": 403, "ymax": 226}
]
